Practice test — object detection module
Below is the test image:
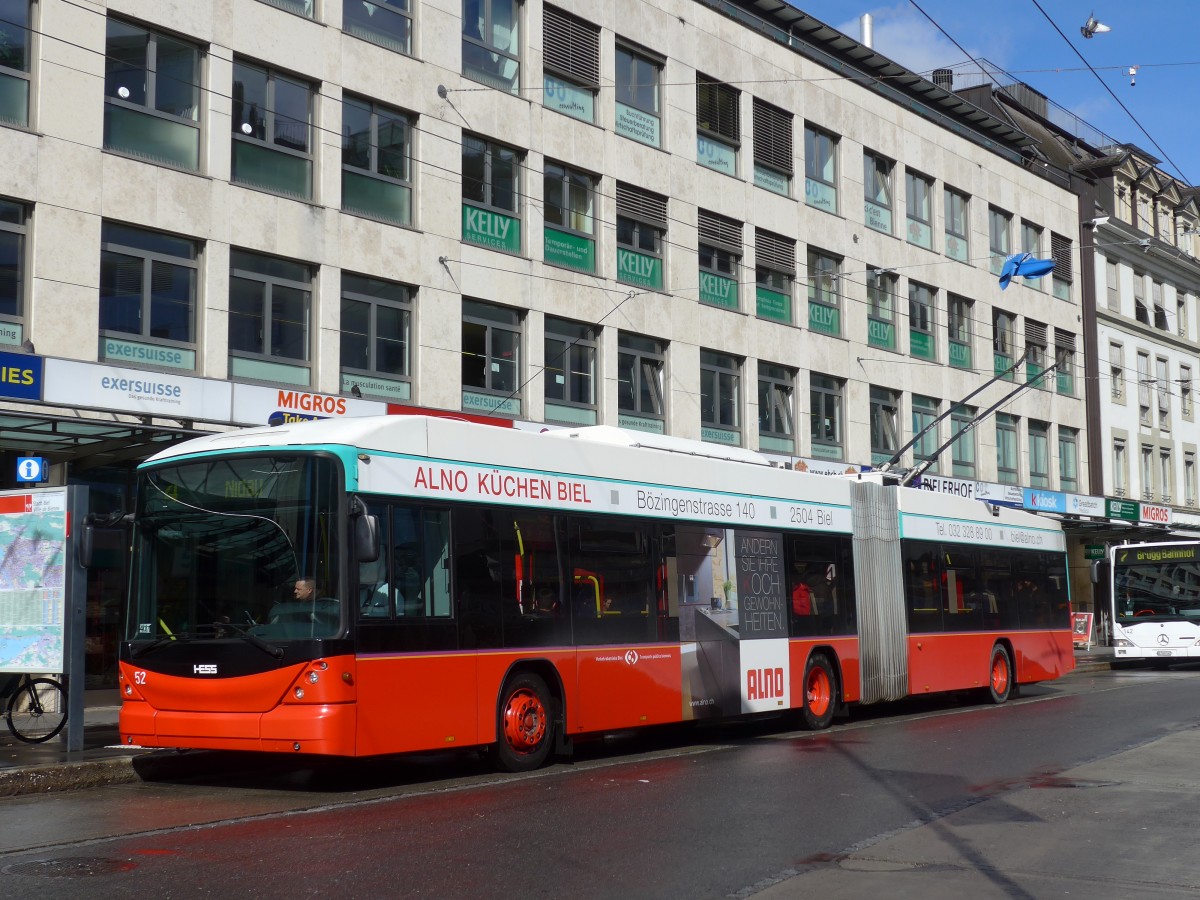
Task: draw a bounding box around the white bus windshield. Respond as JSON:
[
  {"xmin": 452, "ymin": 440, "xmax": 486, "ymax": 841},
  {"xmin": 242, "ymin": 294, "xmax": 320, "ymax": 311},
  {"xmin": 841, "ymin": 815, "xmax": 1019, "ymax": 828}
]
[
  {"xmin": 1113, "ymin": 544, "xmax": 1200, "ymax": 623},
  {"xmin": 128, "ymin": 454, "xmax": 342, "ymax": 645}
]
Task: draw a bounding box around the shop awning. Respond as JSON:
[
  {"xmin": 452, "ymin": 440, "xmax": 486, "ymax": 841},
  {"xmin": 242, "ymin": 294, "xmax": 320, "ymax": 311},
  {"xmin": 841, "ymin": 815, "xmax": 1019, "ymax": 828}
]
[{"xmin": 0, "ymin": 412, "xmax": 208, "ymax": 472}]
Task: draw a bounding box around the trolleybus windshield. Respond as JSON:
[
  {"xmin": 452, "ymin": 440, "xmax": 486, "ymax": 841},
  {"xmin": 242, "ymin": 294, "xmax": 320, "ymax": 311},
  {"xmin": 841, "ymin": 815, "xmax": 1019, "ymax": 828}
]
[{"xmin": 128, "ymin": 454, "xmax": 342, "ymax": 646}]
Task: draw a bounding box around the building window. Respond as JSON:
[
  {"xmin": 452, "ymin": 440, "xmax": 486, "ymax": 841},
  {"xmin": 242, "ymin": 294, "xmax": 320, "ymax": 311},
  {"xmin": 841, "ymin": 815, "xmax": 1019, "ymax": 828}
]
[
  {"xmin": 869, "ymin": 386, "xmax": 899, "ymax": 466},
  {"xmin": 616, "ymin": 183, "xmax": 666, "ymax": 291},
  {"xmin": 231, "ymin": 59, "xmax": 313, "ymax": 200},
  {"xmin": 0, "ymin": 198, "xmax": 27, "ymax": 335},
  {"xmin": 104, "ymin": 19, "xmax": 202, "ymax": 171},
  {"xmin": 1025, "ymin": 320, "xmax": 1047, "ymax": 388},
  {"xmin": 753, "ymin": 98, "xmax": 792, "ymax": 195},
  {"xmin": 1157, "ymin": 356, "xmax": 1170, "ymax": 429},
  {"xmin": 100, "ymin": 222, "xmax": 198, "ymax": 370},
  {"xmin": 807, "ymin": 248, "xmax": 840, "ymax": 336},
  {"xmin": 543, "ymin": 161, "xmax": 596, "ymax": 273},
  {"xmin": 1110, "ymin": 342, "xmax": 1124, "ymax": 400},
  {"xmin": 614, "ymin": 42, "xmax": 661, "ymax": 147},
  {"xmin": 1182, "ymin": 364, "xmax": 1192, "ymax": 418},
  {"xmin": 257, "ymin": 0, "xmax": 314, "ymax": 16},
  {"xmin": 1113, "ymin": 439, "xmax": 1126, "ymax": 497},
  {"xmin": 544, "ymin": 317, "xmax": 597, "ymax": 425},
  {"xmin": 908, "ymin": 281, "xmax": 935, "ymax": 360},
  {"xmin": 1137, "ymin": 352, "xmax": 1151, "ymax": 426},
  {"xmin": 340, "ymin": 272, "xmax": 412, "ymax": 401},
  {"xmin": 755, "ymin": 229, "xmax": 794, "ymax": 323},
  {"xmin": 1178, "ymin": 294, "xmax": 1189, "ymax": 338},
  {"xmin": 944, "ymin": 187, "xmax": 969, "ymax": 262},
  {"xmin": 758, "ymin": 362, "xmax": 795, "ymax": 453},
  {"xmin": 947, "ymin": 294, "xmax": 971, "ymax": 369},
  {"xmin": 905, "ymin": 170, "xmax": 933, "ymax": 249},
  {"xmin": 1059, "ymin": 427, "xmax": 1078, "ymax": 493},
  {"xmin": 229, "ymin": 249, "xmax": 312, "ymax": 385},
  {"xmin": 462, "ymin": 299, "xmax": 522, "ymax": 416},
  {"xmin": 1105, "ymin": 258, "xmax": 1119, "ymax": 310},
  {"xmin": 867, "ymin": 268, "xmax": 897, "ymax": 351},
  {"xmin": 462, "ymin": 135, "xmax": 521, "ymax": 253},
  {"xmin": 616, "ymin": 332, "xmax": 665, "ymax": 433},
  {"xmin": 698, "ymin": 209, "xmax": 741, "ymax": 310},
  {"xmin": 912, "ymin": 395, "xmax": 939, "ymax": 473},
  {"xmin": 344, "ymin": 0, "xmax": 412, "ymax": 54},
  {"xmin": 1161, "ymin": 449, "xmax": 1173, "ymax": 503},
  {"xmin": 1028, "ymin": 421, "xmax": 1049, "ymax": 488},
  {"xmin": 700, "ymin": 350, "xmax": 740, "ymax": 445},
  {"xmin": 1020, "ymin": 219, "xmax": 1042, "ymax": 257},
  {"xmin": 462, "ymin": 0, "xmax": 521, "ymax": 93},
  {"xmin": 1051, "ymin": 232, "xmax": 1072, "ymax": 301},
  {"xmin": 1140, "ymin": 444, "xmax": 1153, "ymax": 500},
  {"xmin": 1054, "ymin": 329, "xmax": 1076, "ymax": 396},
  {"xmin": 951, "ymin": 404, "xmax": 975, "ymax": 479},
  {"xmin": 996, "ymin": 414, "xmax": 1019, "ymax": 485},
  {"xmin": 993, "ymin": 309, "xmax": 1015, "ymax": 379},
  {"xmin": 342, "ymin": 95, "xmax": 413, "ymax": 226},
  {"xmin": 696, "ymin": 75, "xmax": 739, "ymax": 176},
  {"xmin": 542, "ymin": 5, "xmax": 598, "ymax": 123},
  {"xmin": 1134, "ymin": 273, "xmax": 1148, "ymax": 324},
  {"xmin": 863, "ymin": 151, "xmax": 893, "ymax": 234},
  {"xmin": 0, "ymin": 0, "xmax": 31, "ymax": 127},
  {"xmin": 1186, "ymin": 452, "xmax": 1196, "ymax": 507},
  {"xmin": 804, "ymin": 126, "xmax": 838, "ymax": 213},
  {"xmin": 809, "ymin": 373, "xmax": 843, "ymax": 460},
  {"xmin": 1153, "ymin": 281, "xmax": 1167, "ymax": 330},
  {"xmin": 988, "ymin": 206, "xmax": 1011, "ymax": 276}
]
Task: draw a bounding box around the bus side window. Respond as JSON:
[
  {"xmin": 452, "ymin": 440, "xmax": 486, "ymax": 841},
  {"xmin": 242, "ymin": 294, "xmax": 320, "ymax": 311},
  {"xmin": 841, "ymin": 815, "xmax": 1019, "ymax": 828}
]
[{"xmin": 570, "ymin": 515, "xmax": 657, "ymax": 644}]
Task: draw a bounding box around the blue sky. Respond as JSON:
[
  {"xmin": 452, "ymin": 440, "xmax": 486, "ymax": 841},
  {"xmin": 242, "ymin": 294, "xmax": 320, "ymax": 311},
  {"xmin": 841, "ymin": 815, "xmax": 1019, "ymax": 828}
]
[{"xmin": 790, "ymin": 1, "xmax": 1200, "ymax": 185}]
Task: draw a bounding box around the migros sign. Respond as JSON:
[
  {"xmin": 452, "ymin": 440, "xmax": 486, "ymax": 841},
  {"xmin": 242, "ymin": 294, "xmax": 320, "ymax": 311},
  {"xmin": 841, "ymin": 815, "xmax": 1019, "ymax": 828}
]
[{"xmin": 276, "ymin": 390, "xmax": 347, "ymax": 416}]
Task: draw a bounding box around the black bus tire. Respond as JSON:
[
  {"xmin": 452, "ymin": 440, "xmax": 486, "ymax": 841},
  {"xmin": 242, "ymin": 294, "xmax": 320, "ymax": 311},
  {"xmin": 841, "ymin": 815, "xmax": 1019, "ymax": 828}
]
[
  {"xmin": 493, "ymin": 672, "xmax": 555, "ymax": 772},
  {"xmin": 985, "ymin": 644, "xmax": 1013, "ymax": 704},
  {"xmin": 801, "ymin": 653, "xmax": 837, "ymax": 730}
]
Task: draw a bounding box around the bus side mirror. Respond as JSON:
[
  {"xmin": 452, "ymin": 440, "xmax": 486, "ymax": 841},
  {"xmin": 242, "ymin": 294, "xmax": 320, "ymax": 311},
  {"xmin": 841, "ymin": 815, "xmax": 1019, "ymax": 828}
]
[
  {"xmin": 1090, "ymin": 559, "xmax": 1109, "ymax": 584},
  {"xmin": 355, "ymin": 514, "xmax": 380, "ymax": 563},
  {"xmin": 78, "ymin": 509, "xmax": 132, "ymax": 568}
]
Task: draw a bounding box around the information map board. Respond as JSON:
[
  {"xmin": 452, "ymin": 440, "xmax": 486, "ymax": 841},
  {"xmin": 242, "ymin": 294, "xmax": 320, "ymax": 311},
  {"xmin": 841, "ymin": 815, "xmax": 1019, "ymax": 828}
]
[{"xmin": 0, "ymin": 489, "xmax": 68, "ymax": 674}]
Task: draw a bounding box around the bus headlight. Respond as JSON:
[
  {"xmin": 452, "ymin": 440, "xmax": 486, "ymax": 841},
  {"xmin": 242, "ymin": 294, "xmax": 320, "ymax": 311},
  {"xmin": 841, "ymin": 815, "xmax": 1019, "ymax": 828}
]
[
  {"xmin": 308, "ymin": 672, "xmax": 319, "ymax": 684},
  {"xmin": 1113, "ymin": 638, "xmax": 1133, "ymax": 647},
  {"xmin": 294, "ymin": 687, "xmax": 305, "ymax": 699}
]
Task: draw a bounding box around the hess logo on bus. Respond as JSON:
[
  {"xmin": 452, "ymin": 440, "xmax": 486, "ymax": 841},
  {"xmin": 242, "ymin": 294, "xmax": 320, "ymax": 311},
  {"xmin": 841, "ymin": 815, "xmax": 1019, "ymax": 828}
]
[{"xmin": 194, "ymin": 664, "xmax": 218, "ymax": 675}]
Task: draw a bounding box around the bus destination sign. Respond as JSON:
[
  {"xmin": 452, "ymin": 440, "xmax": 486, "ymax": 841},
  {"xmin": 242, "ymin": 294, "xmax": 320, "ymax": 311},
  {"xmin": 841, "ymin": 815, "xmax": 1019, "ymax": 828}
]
[{"xmin": 1115, "ymin": 544, "xmax": 1200, "ymax": 566}]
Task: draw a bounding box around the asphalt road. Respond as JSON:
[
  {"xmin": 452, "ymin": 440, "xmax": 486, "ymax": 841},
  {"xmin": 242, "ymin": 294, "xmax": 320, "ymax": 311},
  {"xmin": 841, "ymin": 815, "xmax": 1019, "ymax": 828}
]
[{"xmin": 0, "ymin": 665, "xmax": 1197, "ymax": 899}]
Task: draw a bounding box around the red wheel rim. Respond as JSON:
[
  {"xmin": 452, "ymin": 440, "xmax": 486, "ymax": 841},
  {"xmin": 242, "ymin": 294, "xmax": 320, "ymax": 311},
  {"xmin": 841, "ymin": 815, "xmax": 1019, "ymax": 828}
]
[
  {"xmin": 501, "ymin": 688, "xmax": 547, "ymax": 754},
  {"xmin": 991, "ymin": 655, "xmax": 1009, "ymax": 695},
  {"xmin": 806, "ymin": 667, "xmax": 831, "ymax": 717}
]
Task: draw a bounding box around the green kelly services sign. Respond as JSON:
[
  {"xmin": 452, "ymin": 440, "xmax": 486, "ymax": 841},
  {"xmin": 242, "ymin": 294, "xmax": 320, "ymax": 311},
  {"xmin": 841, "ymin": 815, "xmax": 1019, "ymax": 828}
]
[{"xmin": 463, "ymin": 204, "xmax": 520, "ymax": 254}]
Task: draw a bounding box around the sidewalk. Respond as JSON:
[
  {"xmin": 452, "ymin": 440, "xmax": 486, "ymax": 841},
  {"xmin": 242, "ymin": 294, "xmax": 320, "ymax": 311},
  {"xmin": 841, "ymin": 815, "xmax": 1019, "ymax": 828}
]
[
  {"xmin": 0, "ymin": 698, "xmax": 141, "ymax": 797},
  {"xmin": 0, "ymin": 648, "xmax": 1118, "ymax": 798}
]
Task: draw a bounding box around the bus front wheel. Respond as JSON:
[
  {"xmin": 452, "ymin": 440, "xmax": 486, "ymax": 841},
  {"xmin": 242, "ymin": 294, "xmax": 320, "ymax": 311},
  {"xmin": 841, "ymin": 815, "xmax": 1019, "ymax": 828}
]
[
  {"xmin": 801, "ymin": 653, "xmax": 836, "ymax": 730},
  {"xmin": 985, "ymin": 644, "xmax": 1013, "ymax": 704},
  {"xmin": 493, "ymin": 672, "xmax": 555, "ymax": 772}
]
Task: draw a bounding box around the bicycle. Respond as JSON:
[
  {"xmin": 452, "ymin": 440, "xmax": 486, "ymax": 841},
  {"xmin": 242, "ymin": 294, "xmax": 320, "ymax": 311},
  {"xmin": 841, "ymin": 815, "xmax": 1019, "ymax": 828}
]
[{"xmin": 2, "ymin": 673, "xmax": 67, "ymax": 743}]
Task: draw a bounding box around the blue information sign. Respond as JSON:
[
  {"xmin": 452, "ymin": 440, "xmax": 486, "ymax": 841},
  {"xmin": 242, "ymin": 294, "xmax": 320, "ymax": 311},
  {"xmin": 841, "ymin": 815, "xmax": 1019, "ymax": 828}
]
[{"xmin": 16, "ymin": 457, "xmax": 47, "ymax": 483}]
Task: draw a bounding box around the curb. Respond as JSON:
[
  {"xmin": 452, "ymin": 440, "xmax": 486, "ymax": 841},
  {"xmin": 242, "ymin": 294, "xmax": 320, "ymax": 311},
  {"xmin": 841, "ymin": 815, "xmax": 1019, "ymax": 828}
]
[
  {"xmin": 1070, "ymin": 659, "xmax": 1114, "ymax": 675},
  {"xmin": 0, "ymin": 755, "xmax": 141, "ymax": 798}
]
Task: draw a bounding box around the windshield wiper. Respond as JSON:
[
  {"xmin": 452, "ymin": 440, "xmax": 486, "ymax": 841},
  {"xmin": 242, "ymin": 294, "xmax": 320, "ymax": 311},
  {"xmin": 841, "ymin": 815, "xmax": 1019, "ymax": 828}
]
[
  {"xmin": 201, "ymin": 621, "xmax": 285, "ymax": 659},
  {"xmin": 131, "ymin": 632, "xmax": 192, "ymax": 659}
]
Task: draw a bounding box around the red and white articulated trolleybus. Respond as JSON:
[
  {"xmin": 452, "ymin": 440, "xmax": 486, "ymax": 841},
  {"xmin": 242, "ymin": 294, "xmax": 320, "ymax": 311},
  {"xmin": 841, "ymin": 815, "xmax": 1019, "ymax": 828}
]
[{"xmin": 118, "ymin": 416, "xmax": 1073, "ymax": 771}]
